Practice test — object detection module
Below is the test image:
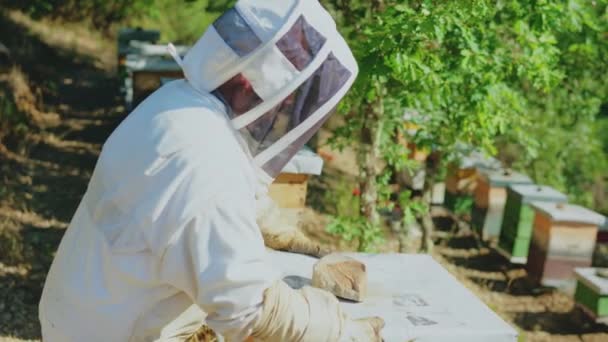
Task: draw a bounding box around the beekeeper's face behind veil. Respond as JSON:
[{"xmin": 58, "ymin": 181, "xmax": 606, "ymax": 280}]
[{"xmin": 175, "ymin": 0, "xmax": 358, "ymax": 187}]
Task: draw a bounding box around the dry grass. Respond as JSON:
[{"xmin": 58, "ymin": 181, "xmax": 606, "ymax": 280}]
[
  {"xmin": 6, "ymin": 11, "xmax": 115, "ymax": 72},
  {"xmin": 0, "ymin": 68, "xmax": 60, "ymax": 128}
]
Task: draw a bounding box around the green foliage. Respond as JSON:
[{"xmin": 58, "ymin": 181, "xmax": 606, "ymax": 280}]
[
  {"xmin": 326, "ymin": 216, "xmax": 384, "ymax": 252},
  {"xmin": 1, "ymin": 0, "xmax": 156, "ymax": 31},
  {"xmin": 454, "ymin": 197, "xmax": 474, "ymax": 217},
  {"xmin": 497, "ymin": 0, "xmax": 608, "ymax": 213},
  {"xmin": 323, "ymin": 180, "xmax": 385, "ymax": 251},
  {"xmin": 323, "ymin": 0, "xmax": 608, "ymax": 242},
  {"xmin": 1, "ymin": 0, "xmax": 232, "ymax": 42},
  {"xmin": 398, "ymin": 190, "xmax": 428, "ymax": 226},
  {"xmin": 125, "ymin": 0, "xmax": 223, "ymax": 44}
]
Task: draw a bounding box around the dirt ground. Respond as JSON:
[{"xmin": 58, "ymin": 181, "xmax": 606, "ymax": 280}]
[{"xmin": 0, "ymin": 10, "xmax": 607, "ymax": 342}]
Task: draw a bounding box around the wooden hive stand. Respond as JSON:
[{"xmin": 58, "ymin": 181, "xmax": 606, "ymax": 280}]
[
  {"xmin": 496, "ymin": 185, "xmax": 568, "ymax": 264},
  {"xmin": 471, "ymin": 169, "xmax": 532, "ymax": 241},
  {"xmin": 526, "ymin": 202, "xmax": 604, "ymax": 290},
  {"xmin": 268, "ymin": 147, "xmax": 324, "ymax": 210},
  {"xmin": 574, "ymin": 268, "xmax": 608, "ymax": 324}
]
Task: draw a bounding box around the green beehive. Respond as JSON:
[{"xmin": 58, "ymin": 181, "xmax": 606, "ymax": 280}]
[
  {"xmin": 497, "ymin": 185, "xmax": 568, "ymax": 264},
  {"xmin": 574, "ymin": 268, "xmax": 608, "ymax": 324},
  {"xmin": 471, "ymin": 169, "xmax": 533, "ymax": 241}
]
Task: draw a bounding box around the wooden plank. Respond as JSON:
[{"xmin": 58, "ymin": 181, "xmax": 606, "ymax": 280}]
[
  {"xmin": 133, "ymin": 70, "xmax": 184, "ymax": 106},
  {"xmin": 268, "ymin": 176, "xmax": 309, "ymax": 209},
  {"xmin": 482, "ymin": 186, "xmax": 508, "ymax": 239},
  {"xmin": 541, "ymin": 257, "xmax": 592, "ymax": 282},
  {"xmin": 274, "ymin": 173, "xmax": 309, "ymax": 184},
  {"xmin": 474, "ymin": 177, "xmax": 491, "ymax": 209},
  {"xmin": 531, "ymin": 211, "xmax": 553, "ymax": 252},
  {"xmin": 547, "ymin": 225, "xmax": 598, "ymax": 259}
]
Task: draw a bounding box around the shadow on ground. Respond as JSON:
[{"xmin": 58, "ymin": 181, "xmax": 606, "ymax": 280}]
[
  {"xmin": 434, "ymin": 213, "xmax": 608, "ymax": 337},
  {"xmin": 0, "ymin": 10, "xmax": 123, "ymax": 339}
]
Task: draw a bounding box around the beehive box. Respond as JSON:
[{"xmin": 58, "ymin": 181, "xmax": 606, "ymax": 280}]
[
  {"xmin": 526, "ymin": 202, "xmax": 604, "ymax": 289},
  {"xmin": 123, "ymin": 42, "xmax": 189, "ymax": 108},
  {"xmin": 574, "ymin": 268, "xmax": 608, "ymax": 324},
  {"xmin": 265, "ymin": 250, "xmax": 518, "ymax": 342},
  {"xmin": 129, "ymin": 57, "xmax": 184, "ymax": 107},
  {"xmin": 444, "ymin": 152, "xmax": 501, "ymax": 213},
  {"xmin": 268, "ymin": 147, "xmax": 324, "ymax": 209},
  {"xmin": 497, "ymin": 185, "xmax": 568, "ymax": 264},
  {"xmin": 471, "ymin": 169, "xmax": 532, "ymax": 240},
  {"xmin": 117, "ymin": 28, "xmax": 160, "ymax": 74}
]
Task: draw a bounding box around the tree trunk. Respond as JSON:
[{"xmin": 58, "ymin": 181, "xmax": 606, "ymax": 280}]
[
  {"xmin": 419, "ymin": 153, "xmax": 439, "ymax": 253},
  {"xmin": 358, "ymin": 98, "xmax": 384, "ymax": 250},
  {"xmin": 419, "ymin": 192, "xmax": 434, "ymax": 253}
]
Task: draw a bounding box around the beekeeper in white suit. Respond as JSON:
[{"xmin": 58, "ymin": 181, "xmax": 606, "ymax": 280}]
[{"xmin": 39, "ymin": 0, "xmax": 384, "ymax": 341}]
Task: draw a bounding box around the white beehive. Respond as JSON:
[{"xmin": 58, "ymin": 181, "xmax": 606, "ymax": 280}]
[{"xmin": 266, "ymin": 250, "xmax": 518, "ymax": 342}]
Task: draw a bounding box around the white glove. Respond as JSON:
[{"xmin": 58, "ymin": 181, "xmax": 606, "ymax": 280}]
[
  {"xmin": 255, "ymin": 194, "xmax": 332, "ymax": 257},
  {"xmin": 250, "ymin": 281, "xmax": 384, "ymax": 342},
  {"xmin": 339, "ymin": 316, "xmax": 385, "ymax": 342}
]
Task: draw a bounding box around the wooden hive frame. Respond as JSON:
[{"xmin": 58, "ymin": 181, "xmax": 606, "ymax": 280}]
[
  {"xmin": 268, "ymin": 147, "xmax": 324, "ymax": 210},
  {"xmin": 268, "ymin": 173, "xmax": 310, "ymax": 209},
  {"xmin": 133, "ymin": 70, "xmax": 184, "ymax": 107}
]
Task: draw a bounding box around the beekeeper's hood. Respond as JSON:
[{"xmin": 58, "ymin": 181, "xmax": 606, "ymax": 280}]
[{"xmin": 169, "ymin": 0, "xmax": 358, "ymax": 186}]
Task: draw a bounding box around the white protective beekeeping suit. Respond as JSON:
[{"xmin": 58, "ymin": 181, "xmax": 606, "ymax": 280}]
[{"xmin": 39, "ymin": 0, "xmax": 382, "ymax": 341}]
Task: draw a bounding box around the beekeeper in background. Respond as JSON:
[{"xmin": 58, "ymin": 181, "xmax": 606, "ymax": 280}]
[{"xmin": 39, "ymin": 0, "xmax": 384, "ymax": 341}]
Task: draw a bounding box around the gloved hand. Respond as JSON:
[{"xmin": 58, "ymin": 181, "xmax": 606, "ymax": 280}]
[
  {"xmin": 339, "ymin": 316, "xmax": 384, "ymax": 342},
  {"xmin": 256, "ymin": 193, "xmax": 332, "ymax": 258},
  {"xmin": 250, "ymin": 281, "xmax": 385, "ymax": 342}
]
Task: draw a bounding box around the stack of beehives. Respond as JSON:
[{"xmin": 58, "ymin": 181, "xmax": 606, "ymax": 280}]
[{"xmin": 444, "ymin": 150, "xmax": 608, "ymax": 323}]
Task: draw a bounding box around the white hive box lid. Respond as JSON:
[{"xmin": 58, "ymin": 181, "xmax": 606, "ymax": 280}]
[
  {"xmin": 574, "ymin": 268, "xmax": 608, "ymax": 295},
  {"xmin": 125, "ymin": 55, "xmax": 183, "ymax": 72},
  {"xmin": 450, "ymin": 145, "xmax": 502, "ymax": 171},
  {"xmin": 481, "ymin": 169, "xmax": 532, "ymax": 187},
  {"xmin": 266, "ymin": 250, "xmax": 518, "ymax": 342},
  {"xmin": 128, "ymin": 41, "xmax": 190, "ymax": 57},
  {"xmin": 465, "ymin": 155, "xmax": 501, "ymax": 171},
  {"xmin": 280, "ymin": 146, "xmax": 324, "ymax": 175},
  {"xmin": 509, "ymin": 184, "xmax": 568, "ymax": 203},
  {"xmin": 530, "ymin": 202, "xmax": 605, "ymax": 226},
  {"xmin": 124, "ymin": 42, "xmax": 189, "ymax": 73}
]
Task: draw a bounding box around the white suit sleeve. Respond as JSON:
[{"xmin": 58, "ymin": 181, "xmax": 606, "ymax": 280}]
[{"xmin": 158, "ymin": 186, "xmax": 281, "ymax": 341}]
